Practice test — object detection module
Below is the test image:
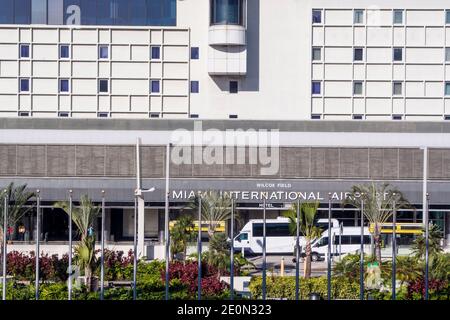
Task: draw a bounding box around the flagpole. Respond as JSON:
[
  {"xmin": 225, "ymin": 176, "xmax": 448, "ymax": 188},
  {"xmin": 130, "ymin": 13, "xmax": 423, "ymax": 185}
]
[
  {"xmin": 295, "ymin": 200, "xmax": 300, "ymax": 301},
  {"xmin": 2, "ymin": 191, "xmax": 7, "ymax": 300},
  {"xmin": 262, "ymin": 199, "xmax": 267, "ymax": 300},
  {"xmin": 100, "ymin": 190, "xmax": 105, "ymax": 300},
  {"xmin": 197, "ymin": 196, "xmax": 202, "ymax": 300},
  {"xmin": 230, "ymin": 198, "xmax": 234, "ymax": 300},
  {"xmin": 35, "ymin": 190, "xmax": 40, "ymax": 300},
  {"xmin": 68, "ymin": 190, "xmax": 73, "ymax": 301}
]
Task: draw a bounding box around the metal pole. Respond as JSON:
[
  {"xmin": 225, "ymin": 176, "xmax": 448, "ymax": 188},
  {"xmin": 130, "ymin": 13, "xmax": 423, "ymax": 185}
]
[
  {"xmin": 392, "ymin": 196, "xmax": 397, "ymax": 300},
  {"xmin": 327, "ymin": 193, "xmax": 332, "ymax": 301},
  {"xmin": 100, "ymin": 190, "xmax": 105, "ymax": 300},
  {"xmin": 35, "ymin": 190, "xmax": 40, "ymax": 300},
  {"xmin": 295, "ymin": 200, "xmax": 300, "ymax": 301},
  {"xmin": 425, "ymin": 192, "xmax": 430, "ymax": 300},
  {"xmin": 68, "ymin": 190, "xmax": 72, "ymax": 301},
  {"xmin": 2, "ymin": 191, "xmax": 7, "ymax": 301},
  {"xmin": 230, "ymin": 198, "xmax": 234, "ymax": 300},
  {"xmin": 360, "ymin": 198, "xmax": 365, "ymax": 300},
  {"xmin": 262, "ymin": 199, "xmax": 267, "ymax": 300},
  {"xmin": 197, "ymin": 196, "xmax": 202, "ymax": 301},
  {"xmin": 165, "ymin": 143, "xmax": 171, "ymax": 301},
  {"xmin": 133, "ymin": 194, "xmax": 138, "ymax": 300}
]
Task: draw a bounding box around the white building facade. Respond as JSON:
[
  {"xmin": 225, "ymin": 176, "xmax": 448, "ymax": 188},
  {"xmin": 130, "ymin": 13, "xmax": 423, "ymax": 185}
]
[{"xmin": 0, "ymin": 0, "xmax": 448, "ymax": 120}]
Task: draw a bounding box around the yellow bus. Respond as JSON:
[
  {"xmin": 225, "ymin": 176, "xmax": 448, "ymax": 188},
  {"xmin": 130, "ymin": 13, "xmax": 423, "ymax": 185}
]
[
  {"xmin": 369, "ymin": 222, "xmax": 423, "ymax": 235},
  {"xmin": 169, "ymin": 220, "xmax": 226, "ymax": 232}
]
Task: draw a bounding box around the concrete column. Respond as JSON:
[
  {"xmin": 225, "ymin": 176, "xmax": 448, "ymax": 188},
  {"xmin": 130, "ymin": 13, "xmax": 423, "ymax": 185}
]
[{"xmin": 137, "ymin": 196, "xmax": 146, "ymax": 257}]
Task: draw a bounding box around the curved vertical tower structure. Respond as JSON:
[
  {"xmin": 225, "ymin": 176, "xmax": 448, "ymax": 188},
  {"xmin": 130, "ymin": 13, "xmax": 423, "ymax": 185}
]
[{"xmin": 208, "ymin": 0, "xmax": 247, "ymax": 76}]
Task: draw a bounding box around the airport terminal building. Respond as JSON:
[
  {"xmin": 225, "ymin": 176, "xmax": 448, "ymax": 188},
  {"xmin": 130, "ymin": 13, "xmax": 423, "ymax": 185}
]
[{"xmin": 0, "ymin": 0, "xmax": 450, "ymax": 256}]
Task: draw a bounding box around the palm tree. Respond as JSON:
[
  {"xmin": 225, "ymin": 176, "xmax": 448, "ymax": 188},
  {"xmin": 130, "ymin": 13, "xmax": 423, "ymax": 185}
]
[
  {"xmin": 283, "ymin": 201, "xmax": 322, "ymax": 279},
  {"xmin": 190, "ymin": 191, "xmax": 233, "ymax": 238},
  {"xmin": 343, "ymin": 182, "xmax": 410, "ymax": 265},
  {"xmin": 170, "ymin": 214, "xmax": 196, "ymax": 261},
  {"xmin": 54, "ymin": 195, "xmax": 100, "ymax": 292},
  {"xmin": 205, "ymin": 232, "xmax": 230, "ymax": 278},
  {"xmin": 0, "ymin": 183, "xmax": 36, "ymax": 242},
  {"xmin": 411, "ymin": 223, "xmax": 443, "ymax": 260}
]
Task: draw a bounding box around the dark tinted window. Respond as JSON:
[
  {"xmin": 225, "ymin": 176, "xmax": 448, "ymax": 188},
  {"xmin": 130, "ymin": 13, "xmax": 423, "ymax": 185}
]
[
  {"xmin": 211, "ymin": 0, "xmax": 243, "ymax": 25},
  {"xmin": 191, "ymin": 47, "xmax": 199, "ymax": 59},
  {"xmin": 0, "ymin": 0, "xmax": 14, "ymax": 23},
  {"xmin": 229, "ymin": 81, "xmax": 238, "ymax": 93},
  {"xmin": 252, "ymin": 223, "xmax": 292, "ymax": 237},
  {"xmin": 15, "ymin": 0, "xmax": 31, "ymax": 24}
]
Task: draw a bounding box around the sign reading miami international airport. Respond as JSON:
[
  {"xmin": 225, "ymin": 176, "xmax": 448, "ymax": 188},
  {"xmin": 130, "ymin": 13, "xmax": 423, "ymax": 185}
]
[{"xmin": 171, "ymin": 190, "xmax": 391, "ymax": 202}]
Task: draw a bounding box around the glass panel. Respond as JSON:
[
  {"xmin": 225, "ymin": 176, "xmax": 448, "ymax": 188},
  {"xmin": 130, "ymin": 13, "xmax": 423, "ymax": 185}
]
[
  {"xmin": 447, "ymin": 10, "xmax": 450, "ymax": 24},
  {"xmin": 130, "ymin": 0, "xmax": 147, "ymax": 26},
  {"xmin": 99, "ymin": 80, "xmax": 108, "ymax": 92},
  {"xmin": 151, "ymin": 80, "xmax": 160, "ymax": 93},
  {"xmin": 394, "ymin": 10, "xmax": 403, "ymax": 24},
  {"xmin": 211, "ymin": 0, "xmax": 242, "ymax": 25},
  {"xmin": 393, "ymin": 83, "xmax": 402, "ymax": 95},
  {"xmin": 354, "ymin": 10, "xmax": 363, "ymax": 24},
  {"xmin": 394, "ymin": 48, "xmax": 403, "ymax": 61},
  {"xmin": 446, "ymin": 48, "xmax": 450, "ymax": 62},
  {"xmin": 97, "ymin": 0, "xmax": 114, "ymax": 25},
  {"xmin": 151, "ymin": 46, "xmax": 160, "ymax": 59},
  {"xmin": 191, "ymin": 47, "xmax": 199, "ymax": 60},
  {"xmin": 60, "ymin": 45, "xmax": 70, "ymax": 58},
  {"xmin": 312, "ymin": 10, "xmax": 321, "ymax": 23},
  {"xmin": 312, "ymin": 82, "xmax": 321, "ymax": 94},
  {"xmin": 229, "ymin": 81, "xmax": 238, "ymax": 93},
  {"xmin": 312, "ymin": 48, "xmax": 321, "ymax": 61},
  {"xmin": 20, "ymin": 79, "xmax": 30, "ymax": 92},
  {"xmin": 99, "ymin": 46, "xmax": 109, "ymax": 59},
  {"xmin": 60, "ymin": 79, "xmax": 69, "ymax": 92},
  {"xmin": 354, "ymin": 82, "xmax": 363, "ymax": 95},
  {"xmin": 113, "ymin": 0, "xmax": 129, "ymax": 25},
  {"xmin": 80, "ymin": 0, "xmax": 97, "ymax": 25},
  {"xmin": 354, "ymin": 48, "xmax": 363, "ymax": 61},
  {"xmin": 14, "ymin": 0, "xmax": 31, "ymax": 24},
  {"xmin": 20, "ymin": 45, "xmax": 30, "ymax": 58},
  {"xmin": 190, "ymin": 81, "xmax": 199, "ymax": 93},
  {"xmin": 31, "ymin": 0, "xmax": 47, "ymax": 24},
  {"xmin": 0, "ymin": 0, "xmax": 14, "ymax": 24},
  {"xmin": 445, "ymin": 83, "xmax": 450, "ymax": 96}
]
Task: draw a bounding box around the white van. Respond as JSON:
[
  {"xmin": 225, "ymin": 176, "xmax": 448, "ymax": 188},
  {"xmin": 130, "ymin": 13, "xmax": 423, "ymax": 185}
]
[
  {"xmin": 233, "ymin": 217, "xmax": 340, "ymax": 255},
  {"xmin": 305, "ymin": 227, "xmax": 372, "ymax": 261}
]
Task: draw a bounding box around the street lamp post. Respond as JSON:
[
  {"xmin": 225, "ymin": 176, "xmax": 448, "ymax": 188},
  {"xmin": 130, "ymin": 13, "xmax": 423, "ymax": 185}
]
[
  {"xmin": 35, "ymin": 190, "xmax": 40, "ymax": 300},
  {"xmin": 425, "ymin": 192, "xmax": 430, "ymax": 300},
  {"xmin": 230, "ymin": 198, "xmax": 234, "ymax": 300},
  {"xmin": 198, "ymin": 196, "xmax": 202, "ymax": 301},
  {"xmin": 100, "ymin": 190, "xmax": 105, "ymax": 300},
  {"xmin": 262, "ymin": 199, "xmax": 267, "ymax": 300},
  {"xmin": 68, "ymin": 190, "xmax": 73, "ymax": 301},
  {"xmin": 295, "ymin": 200, "xmax": 300, "ymax": 301},
  {"xmin": 2, "ymin": 191, "xmax": 7, "ymax": 301},
  {"xmin": 360, "ymin": 197, "xmax": 365, "ymax": 300},
  {"xmin": 392, "ymin": 196, "xmax": 397, "ymax": 300},
  {"xmin": 327, "ymin": 193, "xmax": 332, "ymax": 301}
]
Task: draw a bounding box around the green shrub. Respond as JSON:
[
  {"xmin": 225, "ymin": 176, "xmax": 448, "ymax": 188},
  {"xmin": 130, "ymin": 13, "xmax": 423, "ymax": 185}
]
[{"xmin": 249, "ymin": 276, "xmax": 360, "ymax": 300}]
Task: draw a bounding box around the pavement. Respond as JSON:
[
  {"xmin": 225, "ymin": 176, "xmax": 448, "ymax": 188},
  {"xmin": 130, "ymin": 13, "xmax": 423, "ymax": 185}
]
[{"xmin": 245, "ymin": 255, "xmax": 328, "ymax": 277}]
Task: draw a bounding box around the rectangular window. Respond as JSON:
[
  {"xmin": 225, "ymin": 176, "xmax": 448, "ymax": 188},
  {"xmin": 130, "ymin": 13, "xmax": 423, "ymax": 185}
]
[
  {"xmin": 446, "ymin": 10, "xmax": 450, "ymax": 24},
  {"xmin": 99, "ymin": 79, "xmax": 109, "ymax": 93},
  {"xmin": 151, "ymin": 80, "xmax": 160, "ymax": 93},
  {"xmin": 190, "ymin": 114, "xmax": 199, "ymax": 119},
  {"xmin": 151, "ymin": 46, "xmax": 161, "ymax": 60},
  {"xmin": 99, "ymin": 45, "xmax": 109, "ymax": 59},
  {"xmin": 19, "ymin": 78, "xmax": 29, "ymax": 92},
  {"xmin": 312, "ymin": 81, "xmax": 321, "ymax": 95},
  {"xmin": 190, "ymin": 81, "xmax": 199, "ymax": 93},
  {"xmin": 312, "ymin": 10, "xmax": 322, "ymax": 24},
  {"xmin": 97, "ymin": 112, "xmax": 109, "ymax": 118},
  {"xmin": 58, "ymin": 112, "xmax": 69, "ymax": 117},
  {"xmin": 312, "ymin": 47, "xmax": 321, "ymax": 61},
  {"xmin": 393, "ymin": 82, "xmax": 403, "ymax": 95},
  {"xmin": 20, "ymin": 44, "xmax": 30, "ymax": 58},
  {"xmin": 446, "ymin": 48, "xmax": 450, "ymax": 62},
  {"xmin": 393, "ymin": 48, "xmax": 403, "ymax": 61},
  {"xmin": 150, "ymin": 113, "xmax": 160, "ymax": 118},
  {"xmin": 60, "ymin": 45, "xmax": 70, "ymax": 59},
  {"xmin": 311, "ymin": 114, "xmax": 321, "ymax": 120},
  {"xmin": 354, "ymin": 48, "xmax": 363, "ymax": 61},
  {"xmin": 18, "ymin": 111, "xmax": 30, "ymax": 117},
  {"xmin": 353, "ymin": 115, "xmax": 363, "ymax": 120},
  {"xmin": 59, "ymin": 79, "xmax": 69, "ymax": 93},
  {"xmin": 392, "ymin": 115, "xmax": 403, "ymax": 120},
  {"xmin": 393, "ymin": 10, "xmax": 403, "ymax": 24},
  {"xmin": 446, "ymin": 82, "xmax": 450, "ymax": 96},
  {"xmin": 354, "ymin": 10, "xmax": 364, "ymax": 24},
  {"xmin": 229, "ymin": 81, "xmax": 238, "ymax": 94},
  {"xmin": 229, "ymin": 114, "xmax": 238, "ymax": 119},
  {"xmin": 191, "ymin": 47, "xmax": 199, "ymax": 60},
  {"xmin": 353, "ymin": 82, "xmax": 363, "ymax": 95}
]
